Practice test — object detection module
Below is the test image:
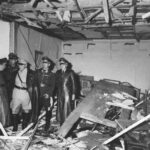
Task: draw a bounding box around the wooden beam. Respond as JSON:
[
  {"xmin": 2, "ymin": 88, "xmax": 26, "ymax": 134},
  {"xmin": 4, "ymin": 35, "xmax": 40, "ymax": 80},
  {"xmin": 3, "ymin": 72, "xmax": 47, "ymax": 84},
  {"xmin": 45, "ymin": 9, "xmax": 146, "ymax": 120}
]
[
  {"xmin": 85, "ymin": 0, "xmax": 124, "ymax": 23},
  {"xmin": 0, "ymin": 136, "xmax": 29, "ymax": 140},
  {"xmin": 73, "ymin": 0, "xmax": 86, "ymax": 20},
  {"xmin": 80, "ymin": 113, "xmax": 117, "ymax": 128},
  {"xmin": 128, "ymin": 0, "xmax": 137, "ymax": 25},
  {"xmin": 103, "ymin": 114, "xmax": 150, "ymax": 145},
  {"xmin": 102, "ymin": 0, "xmax": 111, "ymax": 24},
  {"xmin": 0, "ymin": 123, "xmax": 8, "ymax": 136}
]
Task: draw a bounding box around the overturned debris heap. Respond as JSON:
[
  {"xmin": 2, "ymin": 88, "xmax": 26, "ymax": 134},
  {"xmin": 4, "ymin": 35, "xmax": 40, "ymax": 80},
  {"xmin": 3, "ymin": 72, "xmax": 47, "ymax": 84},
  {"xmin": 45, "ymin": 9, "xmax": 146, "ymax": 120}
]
[
  {"xmin": 58, "ymin": 79, "xmax": 150, "ymax": 150},
  {"xmin": 0, "ymin": 79, "xmax": 150, "ymax": 150}
]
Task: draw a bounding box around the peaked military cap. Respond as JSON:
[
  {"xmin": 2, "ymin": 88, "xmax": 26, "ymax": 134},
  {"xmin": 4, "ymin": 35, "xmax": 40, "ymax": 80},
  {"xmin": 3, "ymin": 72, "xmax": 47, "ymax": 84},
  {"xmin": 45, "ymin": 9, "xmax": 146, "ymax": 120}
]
[
  {"xmin": 59, "ymin": 57, "xmax": 69, "ymax": 65},
  {"xmin": 8, "ymin": 53, "xmax": 18, "ymax": 60},
  {"xmin": 42, "ymin": 56, "xmax": 52, "ymax": 63},
  {"xmin": 0, "ymin": 58, "xmax": 7, "ymax": 64}
]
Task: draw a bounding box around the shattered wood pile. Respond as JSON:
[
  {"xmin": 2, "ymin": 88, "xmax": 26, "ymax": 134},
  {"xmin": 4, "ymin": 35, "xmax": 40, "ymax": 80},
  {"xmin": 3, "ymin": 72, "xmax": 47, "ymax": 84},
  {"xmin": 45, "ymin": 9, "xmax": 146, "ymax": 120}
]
[
  {"xmin": 58, "ymin": 79, "xmax": 150, "ymax": 149},
  {"xmin": 58, "ymin": 79, "xmax": 139, "ymax": 137},
  {"xmin": 1, "ymin": 79, "xmax": 150, "ymax": 150},
  {"xmin": 0, "ymin": 103, "xmax": 90, "ymax": 150}
]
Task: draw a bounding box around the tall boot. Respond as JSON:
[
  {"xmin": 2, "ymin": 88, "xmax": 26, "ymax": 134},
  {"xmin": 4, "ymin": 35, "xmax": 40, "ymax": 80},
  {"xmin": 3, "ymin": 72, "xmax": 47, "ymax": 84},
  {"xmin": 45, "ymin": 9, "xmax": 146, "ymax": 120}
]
[
  {"xmin": 12, "ymin": 114, "xmax": 18, "ymax": 132},
  {"xmin": 44, "ymin": 110, "xmax": 52, "ymax": 132},
  {"xmin": 22, "ymin": 113, "xmax": 30, "ymax": 129}
]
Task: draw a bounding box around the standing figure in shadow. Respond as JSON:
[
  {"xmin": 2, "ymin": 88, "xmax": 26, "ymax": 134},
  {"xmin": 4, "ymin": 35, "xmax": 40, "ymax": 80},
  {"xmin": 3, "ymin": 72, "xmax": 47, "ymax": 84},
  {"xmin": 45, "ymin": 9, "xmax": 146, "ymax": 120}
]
[
  {"xmin": 3, "ymin": 53, "xmax": 18, "ymax": 125},
  {"xmin": 56, "ymin": 57, "xmax": 76, "ymax": 125},
  {"xmin": 0, "ymin": 58, "xmax": 10, "ymax": 127},
  {"xmin": 4, "ymin": 53, "xmax": 18, "ymax": 104},
  {"xmin": 37, "ymin": 56, "xmax": 56, "ymax": 132}
]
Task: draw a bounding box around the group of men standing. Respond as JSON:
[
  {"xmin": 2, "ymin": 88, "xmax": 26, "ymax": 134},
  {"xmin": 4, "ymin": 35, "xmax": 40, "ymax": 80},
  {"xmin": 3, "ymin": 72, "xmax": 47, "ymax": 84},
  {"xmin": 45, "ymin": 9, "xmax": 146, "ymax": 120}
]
[{"xmin": 0, "ymin": 53, "xmax": 76, "ymax": 133}]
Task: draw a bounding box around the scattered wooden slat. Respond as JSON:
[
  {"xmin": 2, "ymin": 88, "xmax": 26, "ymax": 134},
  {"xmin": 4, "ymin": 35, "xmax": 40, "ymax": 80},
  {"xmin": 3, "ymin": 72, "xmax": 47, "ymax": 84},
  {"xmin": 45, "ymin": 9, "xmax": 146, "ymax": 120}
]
[
  {"xmin": 0, "ymin": 123, "xmax": 8, "ymax": 136},
  {"xmin": 122, "ymin": 92, "xmax": 137, "ymax": 101},
  {"xmin": 103, "ymin": 114, "xmax": 150, "ymax": 145},
  {"xmin": 17, "ymin": 123, "xmax": 34, "ymax": 137},
  {"xmin": 17, "ymin": 110, "xmax": 46, "ymax": 137},
  {"xmin": 0, "ymin": 136, "xmax": 29, "ymax": 140},
  {"xmin": 21, "ymin": 120, "xmax": 40, "ymax": 150},
  {"xmin": 81, "ymin": 112, "xmax": 117, "ymax": 128},
  {"xmin": 106, "ymin": 102, "xmax": 134, "ymax": 110},
  {"xmin": 0, "ymin": 139, "xmax": 16, "ymax": 150}
]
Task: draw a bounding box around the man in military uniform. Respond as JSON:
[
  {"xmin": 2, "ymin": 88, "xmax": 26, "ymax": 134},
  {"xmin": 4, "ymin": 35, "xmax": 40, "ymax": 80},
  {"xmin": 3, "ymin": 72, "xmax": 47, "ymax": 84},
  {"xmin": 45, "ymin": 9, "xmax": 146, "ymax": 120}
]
[
  {"xmin": 4, "ymin": 53, "xmax": 18, "ymax": 104},
  {"xmin": 11, "ymin": 58, "xmax": 40, "ymax": 131},
  {"xmin": 37, "ymin": 56, "xmax": 55, "ymax": 132},
  {"xmin": 56, "ymin": 58, "xmax": 76, "ymax": 125},
  {"xmin": 3, "ymin": 53, "xmax": 18, "ymax": 126}
]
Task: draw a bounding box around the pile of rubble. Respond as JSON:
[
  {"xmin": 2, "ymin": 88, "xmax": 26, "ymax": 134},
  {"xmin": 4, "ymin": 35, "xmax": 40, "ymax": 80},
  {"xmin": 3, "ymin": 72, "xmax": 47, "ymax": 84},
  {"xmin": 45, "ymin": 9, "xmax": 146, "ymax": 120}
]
[{"xmin": 1, "ymin": 79, "xmax": 150, "ymax": 150}]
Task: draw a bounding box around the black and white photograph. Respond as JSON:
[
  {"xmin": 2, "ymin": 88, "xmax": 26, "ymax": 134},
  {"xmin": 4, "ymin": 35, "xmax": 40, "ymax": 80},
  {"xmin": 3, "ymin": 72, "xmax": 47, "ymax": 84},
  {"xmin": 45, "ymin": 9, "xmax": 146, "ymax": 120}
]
[{"xmin": 0, "ymin": 0, "xmax": 150, "ymax": 150}]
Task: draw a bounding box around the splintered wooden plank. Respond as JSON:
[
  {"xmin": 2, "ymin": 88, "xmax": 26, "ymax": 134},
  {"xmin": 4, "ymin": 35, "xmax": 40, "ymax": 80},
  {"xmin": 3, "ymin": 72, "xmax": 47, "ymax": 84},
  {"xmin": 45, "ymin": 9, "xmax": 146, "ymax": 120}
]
[
  {"xmin": 0, "ymin": 123, "xmax": 8, "ymax": 136},
  {"xmin": 103, "ymin": 114, "xmax": 150, "ymax": 145},
  {"xmin": 81, "ymin": 113, "xmax": 117, "ymax": 128},
  {"xmin": 0, "ymin": 136, "xmax": 29, "ymax": 140}
]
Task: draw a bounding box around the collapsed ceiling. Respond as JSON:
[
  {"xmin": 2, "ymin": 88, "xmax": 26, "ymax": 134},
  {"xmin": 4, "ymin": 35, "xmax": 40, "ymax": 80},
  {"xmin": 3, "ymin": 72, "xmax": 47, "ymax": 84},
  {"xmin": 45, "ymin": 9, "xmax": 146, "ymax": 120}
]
[{"xmin": 0, "ymin": 0, "xmax": 150, "ymax": 41}]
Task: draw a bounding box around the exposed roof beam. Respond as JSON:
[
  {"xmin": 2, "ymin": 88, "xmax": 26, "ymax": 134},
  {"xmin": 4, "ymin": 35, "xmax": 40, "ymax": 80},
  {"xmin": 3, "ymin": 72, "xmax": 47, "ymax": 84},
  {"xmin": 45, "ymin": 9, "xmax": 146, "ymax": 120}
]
[
  {"xmin": 73, "ymin": 0, "xmax": 86, "ymax": 20},
  {"xmin": 85, "ymin": 0, "xmax": 124, "ymax": 23},
  {"xmin": 102, "ymin": 0, "xmax": 111, "ymax": 24},
  {"xmin": 129, "ymin": 0, "xmax": 137, "ymax": 25}
]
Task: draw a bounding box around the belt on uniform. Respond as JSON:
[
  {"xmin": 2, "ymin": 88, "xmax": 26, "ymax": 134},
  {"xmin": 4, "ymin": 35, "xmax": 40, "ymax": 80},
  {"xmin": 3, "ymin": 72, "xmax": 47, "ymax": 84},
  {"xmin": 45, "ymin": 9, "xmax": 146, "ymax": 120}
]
[
  {"xmin": 14, "ymin": 85, "xmax": 27, "ymax": 90},
  {"xmin": 0, "ymin": 84, "xmax": 5, "ymax": 87}
]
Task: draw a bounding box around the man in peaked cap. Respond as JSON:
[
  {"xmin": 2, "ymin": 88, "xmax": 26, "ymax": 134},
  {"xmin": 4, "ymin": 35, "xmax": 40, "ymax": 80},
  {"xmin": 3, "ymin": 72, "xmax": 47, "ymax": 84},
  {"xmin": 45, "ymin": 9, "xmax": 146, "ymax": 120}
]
[
  {"xmin": 3, "ymin": 53, "xmax": 18, "ymax": 126},
  {"xmin": 37, "ymin": 56, "xmax": 56, "ymax": 132},
  {"xmin": 56, "ymin": 57, "xmax": 76, "ymax": 125},
  {"xmin": 4, "ymin": 53, "xmax": 18, "ymax": 101},
  {"xmin": 8, "ymin": 53, "xmax": 18, "ymax": 60},
  {"xmin": 10, "ymin": 58, "xmax": 40, "ymax": 131}
]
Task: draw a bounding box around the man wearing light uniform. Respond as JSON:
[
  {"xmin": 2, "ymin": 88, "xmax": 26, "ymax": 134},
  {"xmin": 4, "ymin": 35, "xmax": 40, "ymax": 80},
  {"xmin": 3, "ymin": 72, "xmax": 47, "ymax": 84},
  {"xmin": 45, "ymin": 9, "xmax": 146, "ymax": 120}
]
[{"xmin": 11, "ymin": 58, "xmax": 39, "ymax": 131}]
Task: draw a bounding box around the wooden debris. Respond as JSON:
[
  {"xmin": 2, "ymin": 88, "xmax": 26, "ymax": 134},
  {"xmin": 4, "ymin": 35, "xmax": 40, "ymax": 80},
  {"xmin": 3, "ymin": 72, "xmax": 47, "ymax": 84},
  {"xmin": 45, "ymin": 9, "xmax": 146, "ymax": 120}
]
[
  {"xmin": 106, "ymin": 102, "xmax": 134, "ymax": 110},
  {"xmin": 58, "ymin": 80, "xmax": 138, "ymax": 137},
  {"xmin": 80, "ymin": 112, "xmax": 117, "ymax": 128},
  {"xmin": 103, "ymin": 113, "xmax": 150, "ymax": 145},
  {"xmin": 0, "ymin": 122, "xmax": 8, "ymax": 136},
  {"xmin": 21, "ymin": 121, "xmax": 40, "ymax": 150},
  {"xmin": 0, "ymin": 136, "xmax": 29, "ymax": 140}
]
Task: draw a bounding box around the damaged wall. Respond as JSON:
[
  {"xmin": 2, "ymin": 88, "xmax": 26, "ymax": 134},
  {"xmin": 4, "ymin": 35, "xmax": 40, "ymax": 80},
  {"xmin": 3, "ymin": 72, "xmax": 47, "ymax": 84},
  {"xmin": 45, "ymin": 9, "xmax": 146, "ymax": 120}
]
[
  {"xmin": 9, "ymin": 22, "xmax": 150, "ymax": 90},
  {"xmin": 62, "ymin": 39, "xmax": 150, "ymax": 91},
  {"xmin": 12, "ymin": 24, "xmax": 62, "ymax": 69}
]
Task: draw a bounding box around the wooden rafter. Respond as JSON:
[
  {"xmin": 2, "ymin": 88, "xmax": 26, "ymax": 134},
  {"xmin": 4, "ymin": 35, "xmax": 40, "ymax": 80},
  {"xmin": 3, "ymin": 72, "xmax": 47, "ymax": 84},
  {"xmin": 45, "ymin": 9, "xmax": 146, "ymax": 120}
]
[
  {"xmin": 85, "ymin": 0, "xmax": 124, "ymax": 24},
  {"xmin": 73, "ymin": 0, "xmax": 86, "ymax": 20},
  {"xmin": 131, "ymin": 0, "xmax": 137, "ymax": 25},
  {"xmin": 102, "ymin": 0, "xmax": 111, "ymax": 24}
]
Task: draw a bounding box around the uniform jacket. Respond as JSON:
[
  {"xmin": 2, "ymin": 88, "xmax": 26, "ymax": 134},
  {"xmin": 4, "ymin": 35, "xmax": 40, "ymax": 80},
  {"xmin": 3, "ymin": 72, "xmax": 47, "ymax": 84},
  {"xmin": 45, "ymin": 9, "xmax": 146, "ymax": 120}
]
[
  {"xmin": 14, "ymin": 68, "xmax": 40, "ymax": 123},
  {"xmin": 56, "ymin": 69, "xmax": 76, "ymax": 125},
  {"xmin": 3, "ymin": 65, "xmax": 18, "ymax": 101},
  {"xmin": 0, "ymin": 71, "xmax": 10, "ymax": 127},
  {"xmin": 36, "ymin": 68, "xmax": 56, "ymax": 98}
]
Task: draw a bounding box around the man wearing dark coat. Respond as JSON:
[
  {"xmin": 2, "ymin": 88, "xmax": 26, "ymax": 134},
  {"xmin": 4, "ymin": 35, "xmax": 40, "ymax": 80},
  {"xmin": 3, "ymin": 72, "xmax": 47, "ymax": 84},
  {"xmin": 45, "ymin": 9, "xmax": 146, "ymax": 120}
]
[
  {"xmin": 37, "ymin": 56, "xmax": 56, "ymax": 131},
  {"xmin": 10, "ymin": 58, "xmax": 40, "ymax": 131},
  {"xmin": 4, "ymin": 53, "xmax": 18, "ymax": 104},
  {"xmin": 56, "ymin": 57, "xmax": 76, "ymax": 125},
  {"xmin": 0, "ymin": 58, "xmax": 11, "ymax": 127}
]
